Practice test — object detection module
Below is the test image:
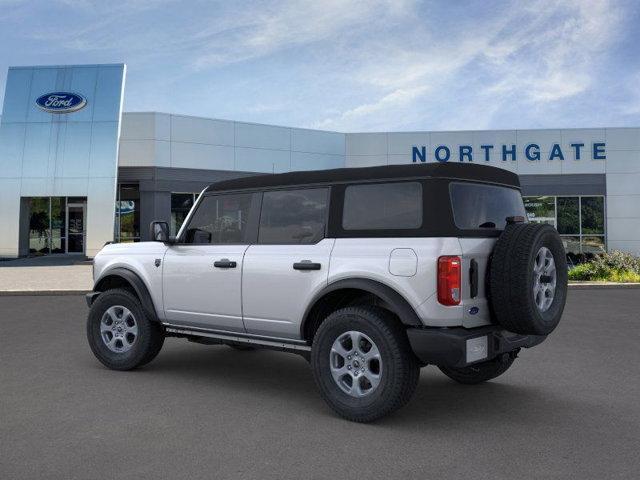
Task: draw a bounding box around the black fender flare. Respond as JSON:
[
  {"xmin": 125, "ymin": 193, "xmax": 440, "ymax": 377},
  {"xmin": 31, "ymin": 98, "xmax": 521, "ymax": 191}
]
[
  {"xmin": 92, "ymin": 267, "xmax": 159, "ymax": 322},
  {"xmin": 301, "ymin": 278, "xmax": 423, "ymax": 338}
]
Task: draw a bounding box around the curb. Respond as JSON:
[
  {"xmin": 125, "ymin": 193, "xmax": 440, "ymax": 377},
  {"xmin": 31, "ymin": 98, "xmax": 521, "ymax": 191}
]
[
  {"xmin": 568, "ymin": 282, "xmax": 640, "ymax": 290},
  {"xmin": 0, "ymin": 290, "xmax": 90, "ymax": 296}
]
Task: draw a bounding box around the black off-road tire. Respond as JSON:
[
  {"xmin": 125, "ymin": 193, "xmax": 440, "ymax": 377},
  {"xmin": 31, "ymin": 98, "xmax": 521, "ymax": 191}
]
[
  {"xmin": 311, "ymin": 306, "xmax": 420, "ymax": 423},
  {"xmin": 439, "ymin": 354, "xmax": 516, "ymax": 385},
  {"xmin": 87, "ymin": 288, "xmax": 165, "ymax": 371},
  {"xmin": 489, "ymin": 223, "xmax": 568, "ymax": 335}
]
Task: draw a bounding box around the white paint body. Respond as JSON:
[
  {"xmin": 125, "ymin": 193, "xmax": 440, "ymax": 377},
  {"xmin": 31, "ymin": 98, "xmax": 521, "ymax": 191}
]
[{"xmin": 92, "ymin": 234, "xmax": 496, "ymax": 339}]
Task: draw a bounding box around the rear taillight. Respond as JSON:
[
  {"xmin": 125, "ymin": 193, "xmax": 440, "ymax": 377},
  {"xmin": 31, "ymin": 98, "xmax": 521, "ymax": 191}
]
[{"xmin": 438, "ymin": 256, "xmax": 461, "ymax": 306}]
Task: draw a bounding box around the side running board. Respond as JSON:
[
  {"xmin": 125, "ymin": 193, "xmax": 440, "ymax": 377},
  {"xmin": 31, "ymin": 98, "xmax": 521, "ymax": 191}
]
[{"xmin": 163, "ymin": 323, "xmax": 311, "ymax": 353}]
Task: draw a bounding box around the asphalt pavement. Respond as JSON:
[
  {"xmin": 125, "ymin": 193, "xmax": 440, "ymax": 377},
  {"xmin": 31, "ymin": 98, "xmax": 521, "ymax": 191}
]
[{"xmin": 1, "ymin": 289, "xmax": 639, "ymax": 479}]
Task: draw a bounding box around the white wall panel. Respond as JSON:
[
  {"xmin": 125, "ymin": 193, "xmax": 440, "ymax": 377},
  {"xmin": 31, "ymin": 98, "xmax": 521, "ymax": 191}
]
[
  {"xmin": 118, "ymin": 139, "xmax": 158, "ymax": 167},
  {"xmin": 606, "ymin": 218, "xmax": 640, "ymax": 242},
  {"xmin": 387, "ymin": 132, "xmax": 429, "ymax": 155},
  {"xmin": 291, "ymin": 128, "xmax": 344, "ymax": 155},
  {"xmin": 605, "ymin": 150, "xmax": 640, "ymax": 174},
  {"xmin": 235, "ymin": 122, "xmax": 290, "ymax": 150},
  {"xmin": 290, "ymin": 152, "xmax": 343, "ymax": 171},
  {"xmin": 605, "ymin": 195, "xmax": 640, "ymax": 218},
  {"xmin": 171, "ymin": 115, "xmax": 234, "ymax": 146},
  {"xmin": 345, "ymin": 154, "xmax": 387, "ymax": 168},
  {"xmin": 235, "ymin": 147, "xmax": 290, "ymax": 173},
  {"xmin": 606, "ymin": 173, "xmax": 640, "ymax": 195},
  {"xmin": 170, "ymin": 142, "xmax": 234, "ymax": 170},
  {"xmin": 120, "ymin": 113, "xmax": 157, "ymax": 140},
  {"xmin": 346, "ymin": 133, "xmax": 387, "ymax": 156},
  {"xmin": 606, "ymin": 128, "xmax": 640, "ymax": 151}
]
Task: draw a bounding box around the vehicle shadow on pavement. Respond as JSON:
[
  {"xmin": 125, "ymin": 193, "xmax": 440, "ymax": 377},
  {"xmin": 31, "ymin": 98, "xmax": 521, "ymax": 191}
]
[{"xmin": 130, "ymin": 340, "xmax": 570, "ymax": 427}]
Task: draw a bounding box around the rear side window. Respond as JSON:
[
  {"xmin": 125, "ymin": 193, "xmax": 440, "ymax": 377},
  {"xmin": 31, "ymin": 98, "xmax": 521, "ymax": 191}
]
[
  {"xmin": 258, "ymin": 188, "xmax": 329, "ymax": 244},
  {"xmin": 342, "ymin": 182, "xmax": 422, "ymax": 230},
  {"xmin": 450, "ymin": 182, "xmax": 525, "ymax": 230},
  {"xmin": 183, "ymin": 193, "xmax": 253, "ymax": 244}
]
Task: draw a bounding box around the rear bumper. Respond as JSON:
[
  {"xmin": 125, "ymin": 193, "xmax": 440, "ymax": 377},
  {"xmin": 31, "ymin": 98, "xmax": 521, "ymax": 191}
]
[{"xmin": 406, "ymin": 325, "xmax": 546, "ymax": 368}]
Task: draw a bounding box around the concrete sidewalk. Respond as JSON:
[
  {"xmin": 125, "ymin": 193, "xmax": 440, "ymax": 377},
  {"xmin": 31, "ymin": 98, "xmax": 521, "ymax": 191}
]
[{"xmin": 0, "ymin": 257, "xmax": 92, "ymax": 294}]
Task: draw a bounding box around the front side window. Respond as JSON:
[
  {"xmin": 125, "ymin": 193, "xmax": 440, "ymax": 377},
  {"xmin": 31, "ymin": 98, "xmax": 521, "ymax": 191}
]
[
  {"xmin": 183, "ymin": 193, "xmax": 253, "ymax": 244},
  {"xmin": 342, "ymin": 182, "xmax": 422, "ymax": 230},
  {"xmin": 450, "ymin": 182, "xmax": 526, "ymax": 230},
  {"xmin": 258, "ymin": 188, "xmax": 328, "ymax": 244},
  {"xmin": 171, "ymin": 193, "xmax": 198, "ymax": 236}
]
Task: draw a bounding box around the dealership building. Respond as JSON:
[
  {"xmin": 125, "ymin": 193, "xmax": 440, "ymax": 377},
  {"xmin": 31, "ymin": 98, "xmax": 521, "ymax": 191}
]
[{"xmin": 1, "ymin": 63, "xmax": 639, "ymax": 258}]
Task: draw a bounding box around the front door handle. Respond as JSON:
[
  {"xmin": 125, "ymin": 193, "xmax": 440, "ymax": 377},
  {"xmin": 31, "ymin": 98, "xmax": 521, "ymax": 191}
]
[
  {"xmin": 293, "ymin": 261, "xmax": 321, "ymax": 271},
  {"xmin": 214, "ymin": 258, "xmax": 237, "ymax": 269}
]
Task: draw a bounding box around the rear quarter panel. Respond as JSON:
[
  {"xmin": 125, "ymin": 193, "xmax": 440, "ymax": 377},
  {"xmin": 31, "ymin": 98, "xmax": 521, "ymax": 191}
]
[{"xmin": 329, "ymin": 237, "xmax": 465, "ymax": 326}]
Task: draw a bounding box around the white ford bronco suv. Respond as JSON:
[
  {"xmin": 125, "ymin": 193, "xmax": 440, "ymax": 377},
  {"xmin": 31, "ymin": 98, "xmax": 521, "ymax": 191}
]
[{"xmin": 86, "ymin": 163, "xmax": 567, "ymax": 422}]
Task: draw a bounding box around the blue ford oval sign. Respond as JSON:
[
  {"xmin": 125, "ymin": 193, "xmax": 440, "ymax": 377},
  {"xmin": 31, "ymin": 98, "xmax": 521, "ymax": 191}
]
[{"xmin": 36, "ymin": 92, "xmax": 87, "ymax": 114}]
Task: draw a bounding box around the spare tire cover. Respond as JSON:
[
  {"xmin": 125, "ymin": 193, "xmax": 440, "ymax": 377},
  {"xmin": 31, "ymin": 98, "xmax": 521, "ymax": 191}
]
[{"xmin": 489, "ymin": 223, "xmax": 568, "ymax": 335}]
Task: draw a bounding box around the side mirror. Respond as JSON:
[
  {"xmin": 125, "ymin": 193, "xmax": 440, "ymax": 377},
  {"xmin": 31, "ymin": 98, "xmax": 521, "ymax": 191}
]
[{"xmin": 150, "ymin": 221, "xmax": 170, "ymax": 242}]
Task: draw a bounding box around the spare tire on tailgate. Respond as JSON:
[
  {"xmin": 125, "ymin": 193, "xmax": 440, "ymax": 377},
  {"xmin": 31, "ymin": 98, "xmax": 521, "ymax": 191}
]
[{"xmin": 489, "ymin": 222, "xmax": 568, "ymax": 335}]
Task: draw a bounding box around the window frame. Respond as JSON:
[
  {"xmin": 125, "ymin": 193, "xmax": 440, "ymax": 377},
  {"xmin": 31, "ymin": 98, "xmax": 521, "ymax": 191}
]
[
  {"xmin": 176, "ymin": 191, "xmax": 261, "ymax": 245},
  {"xmin": 257, "ymin": 186, "xmax": 331, "ymax": 245}
]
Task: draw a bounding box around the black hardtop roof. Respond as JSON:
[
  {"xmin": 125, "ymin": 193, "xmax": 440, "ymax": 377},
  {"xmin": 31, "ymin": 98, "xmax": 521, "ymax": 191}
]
[{"xmin": 204, "ymin": 162, "xmax": 520, "ymax": 193}]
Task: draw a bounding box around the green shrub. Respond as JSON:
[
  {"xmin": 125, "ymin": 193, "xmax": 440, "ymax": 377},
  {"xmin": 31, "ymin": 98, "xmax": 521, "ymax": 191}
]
[{"xmin": 568, "ymin": 250, "xmax": 640, "ymax": 282}]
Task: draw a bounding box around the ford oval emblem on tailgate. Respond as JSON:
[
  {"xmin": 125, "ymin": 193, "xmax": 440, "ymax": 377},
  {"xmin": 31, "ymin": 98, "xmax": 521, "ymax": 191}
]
[{"xmin": 469, "ymin": 306, "xmax": 479, "ymax": 315}]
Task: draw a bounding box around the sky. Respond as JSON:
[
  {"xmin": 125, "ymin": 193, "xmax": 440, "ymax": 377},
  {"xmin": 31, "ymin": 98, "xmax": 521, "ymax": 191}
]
[{"xmin": 0, "ymin": 0, "xmax": 639, "ymax": 132}]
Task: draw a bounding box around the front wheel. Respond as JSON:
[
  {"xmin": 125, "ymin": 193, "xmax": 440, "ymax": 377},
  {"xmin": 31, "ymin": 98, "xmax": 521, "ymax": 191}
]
[
  {"xmin": 311, "ymin": 307, "xmax": 419, "ymax": 423},
  {"xmin": 87, "ymin": 288, "xmax": 165, "ymax": 371}
]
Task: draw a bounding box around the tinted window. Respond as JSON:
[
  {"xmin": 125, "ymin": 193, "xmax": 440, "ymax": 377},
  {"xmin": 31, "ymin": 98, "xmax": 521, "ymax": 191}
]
[
  {"xmin": 259, "ymin": 188, "xmax": 328, "ymax": 244},
  {"xmin": 184, "ymin": 193, "xmax": 253, "ymax": 244},
  {"xmin": 450, "ymin": 182, "xmax": 525, "ymax": 230},
  {"xmin": 343, "ymin": 182, "xmax": 422, "ymax": 230}
]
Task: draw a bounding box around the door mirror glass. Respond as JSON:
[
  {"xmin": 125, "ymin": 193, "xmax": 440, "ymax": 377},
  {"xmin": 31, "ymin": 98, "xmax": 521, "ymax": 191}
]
[{"xmin": 150, "ymin": 221, "xmax": 170, "ymax": 242}]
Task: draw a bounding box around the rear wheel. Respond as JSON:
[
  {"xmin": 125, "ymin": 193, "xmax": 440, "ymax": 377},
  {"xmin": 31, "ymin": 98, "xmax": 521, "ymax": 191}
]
[
  {"xmin": 87, "ymin": 289, "xmax": 164, "ymax": 371},
  {"xmin": 439, "ymin": 353, "xmax": 516, "ymax": 385},
  {"xmin": 311, "ymin": 306, "xmax": 419, "ymax": 423}
]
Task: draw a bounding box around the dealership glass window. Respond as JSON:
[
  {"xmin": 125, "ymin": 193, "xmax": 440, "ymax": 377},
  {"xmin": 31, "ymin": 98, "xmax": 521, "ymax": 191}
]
[
  {"xmin": 114, "ymin": 184, "xmax": 140, "ymax": 242},
  {"xmin": 523, "ymin": 196, "xmax": 555, "ymax": 225},
  {"xmin": 581, "ymin": 197, "xmax": 605, "ymax": 234},
  {"xmin": 171, "ymin": 193, "xmax": 199, "ymax": 236},
  {"xmin": 184, "ymin": 193, "xmax": 253, "ymax": 244},
  {"xmin": 557, "ymin": 197, "xmax": 579, "ymax": 235},
  {"xmin": 28, "ymin": 197, "xmax": 51, "ymax": 254},
  {"xmin": 27, "ymin": 196, "xmax": 86, "ymax": 255},
  {"xmin": 523, "ymin": 195, "xmax": 606, "ymax": 254},
  {"xmin": 343, "ymin": 182, "xmax": 422, "ymax": 230},
  {"xmin": 259, "ymin": 188, "xmax": 329, "ymax": 244}
]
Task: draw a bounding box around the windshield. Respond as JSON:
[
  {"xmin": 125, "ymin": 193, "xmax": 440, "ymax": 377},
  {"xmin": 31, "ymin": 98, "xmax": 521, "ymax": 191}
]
[{"xmin": 449, "ymin": 182, "xmax": 526, "ymax": 230}]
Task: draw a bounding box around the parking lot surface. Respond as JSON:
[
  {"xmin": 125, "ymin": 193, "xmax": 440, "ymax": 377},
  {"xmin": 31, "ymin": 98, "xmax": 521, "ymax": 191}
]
[{"xmin": 1, "ymin": 289, "xmax": 639, "ymax": 480}]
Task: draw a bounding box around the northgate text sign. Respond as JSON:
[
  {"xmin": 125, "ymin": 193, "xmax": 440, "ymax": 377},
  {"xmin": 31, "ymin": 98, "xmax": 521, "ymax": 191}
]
[{"xmin": 412, "ymin": 142, "xmax": 606, "ymax": 163}]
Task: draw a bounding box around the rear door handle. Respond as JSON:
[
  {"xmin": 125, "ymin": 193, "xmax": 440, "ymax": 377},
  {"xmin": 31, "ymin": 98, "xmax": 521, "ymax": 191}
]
[
  {"xmin": 214, "ymin": 258, "xmax": 237, "ymax": 269},
  {"xmin": 293, "ymin": 261, "xmax": 321, "ymax": 271}
]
